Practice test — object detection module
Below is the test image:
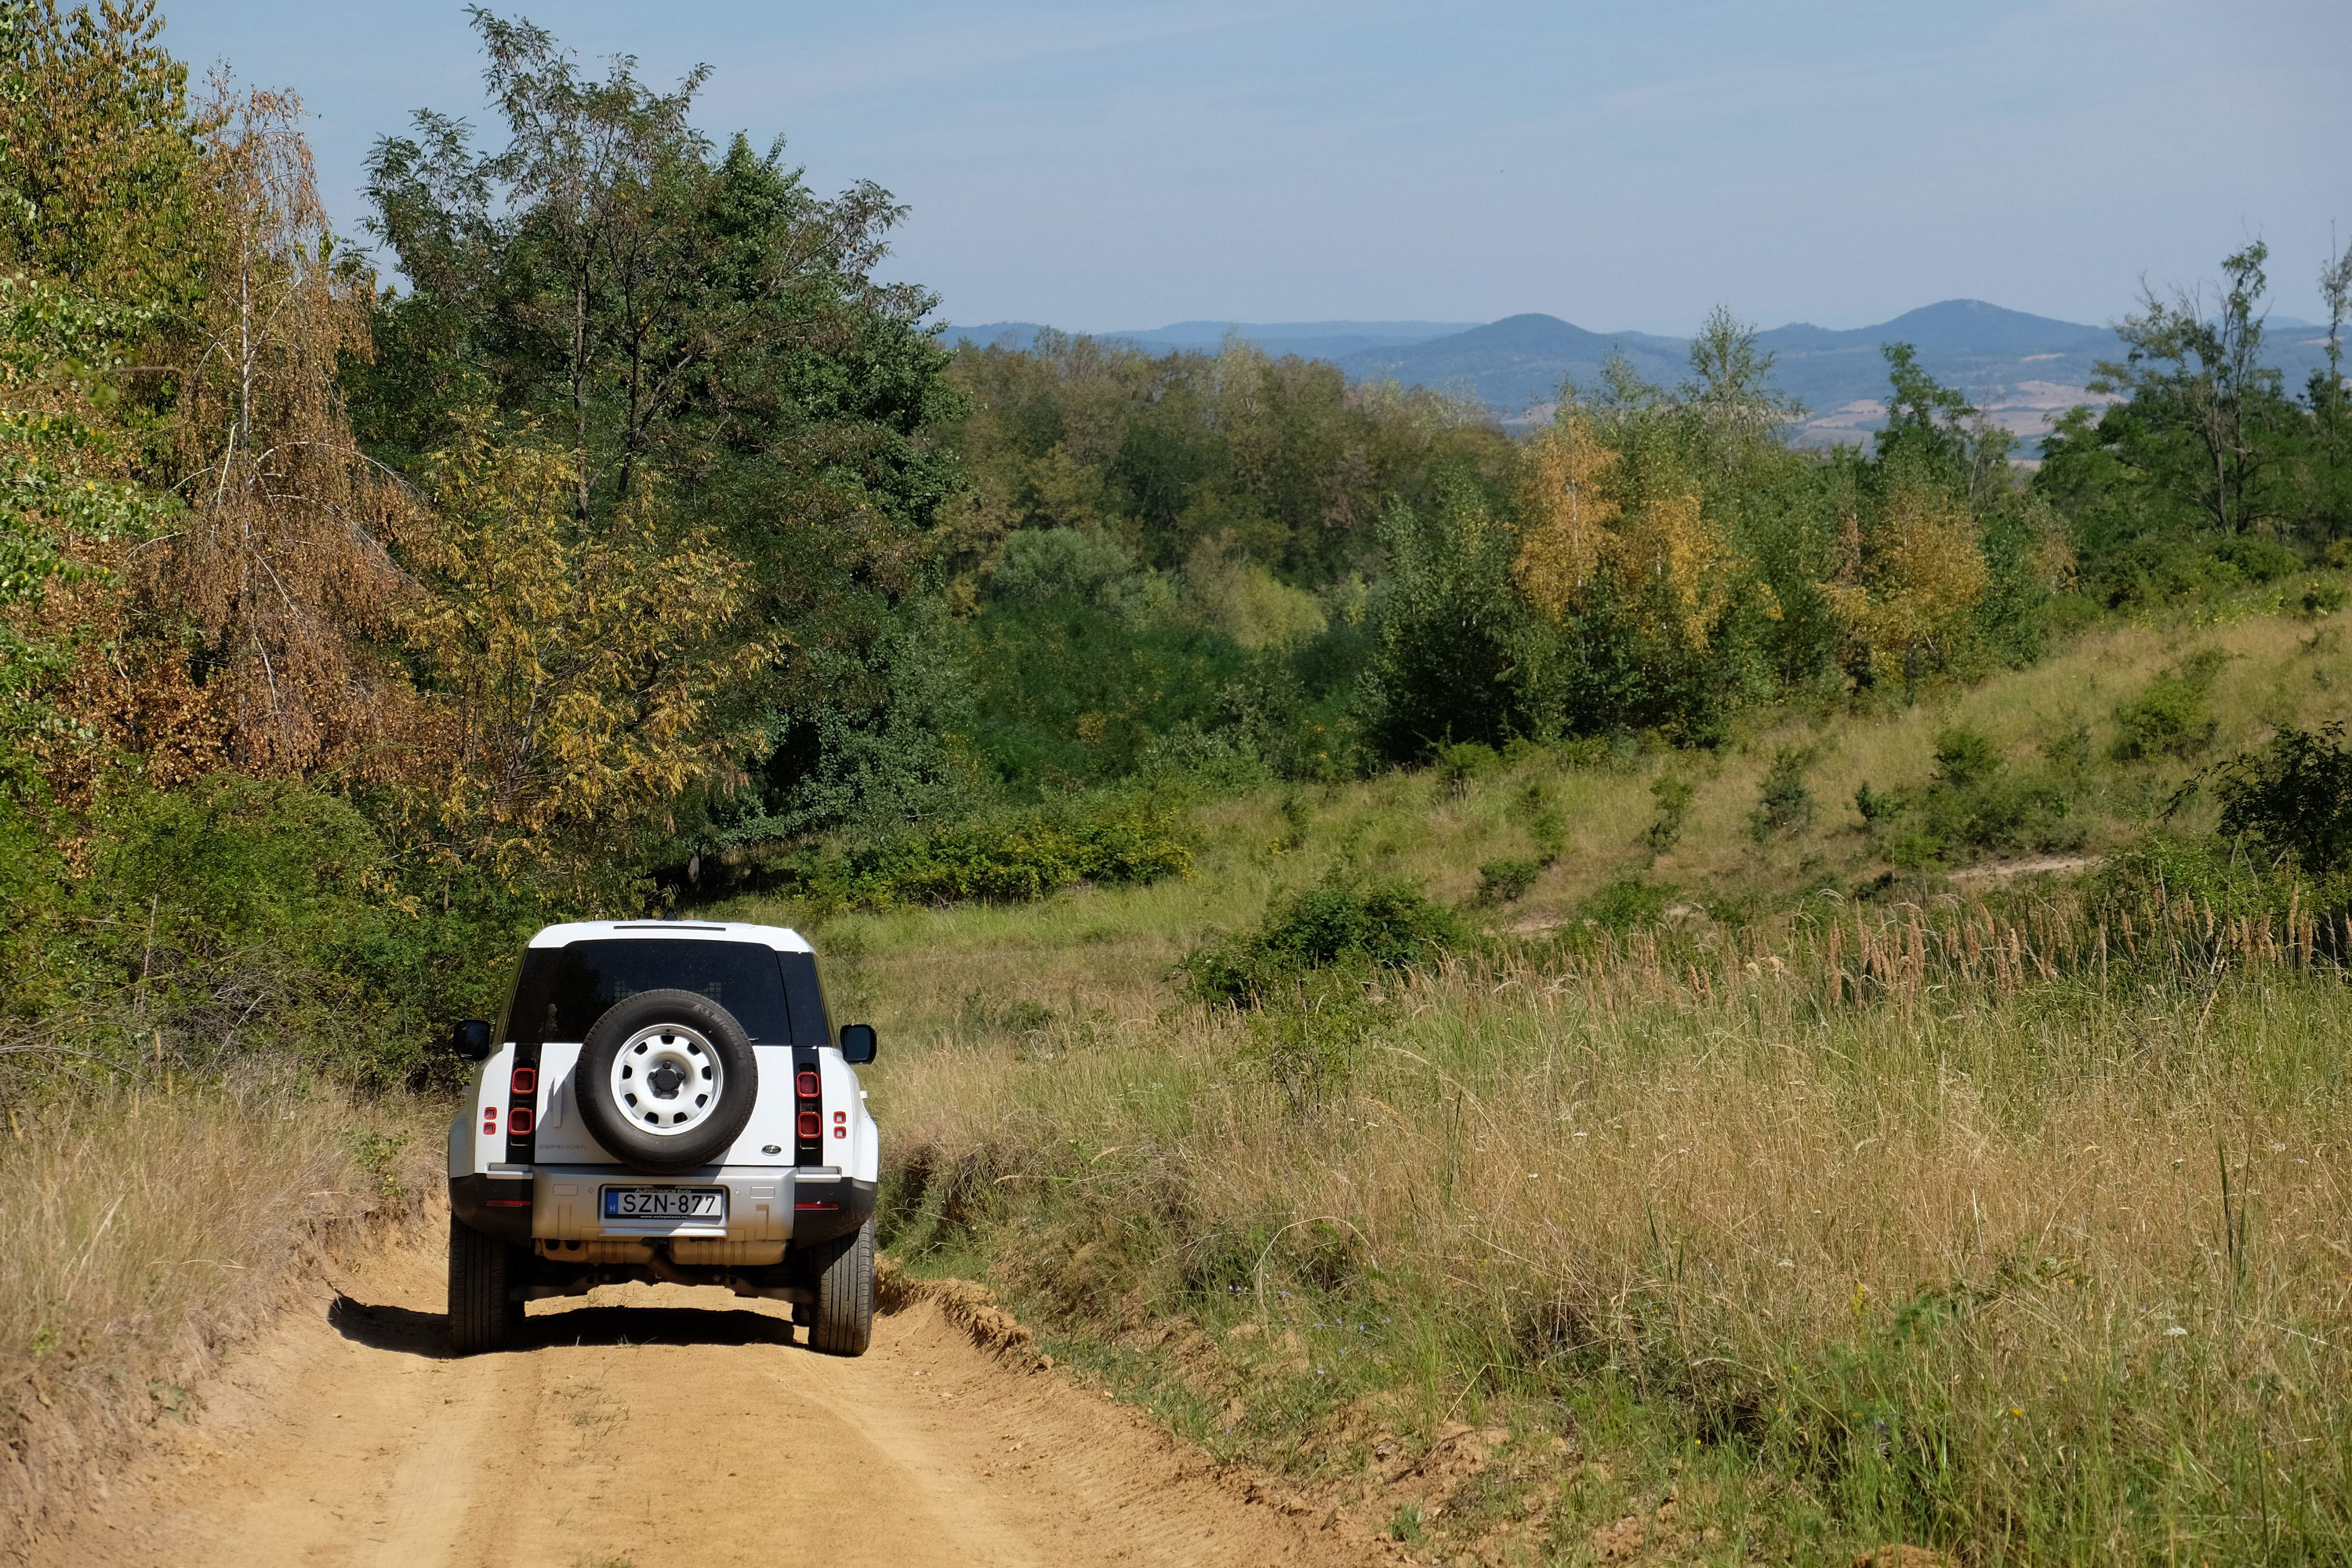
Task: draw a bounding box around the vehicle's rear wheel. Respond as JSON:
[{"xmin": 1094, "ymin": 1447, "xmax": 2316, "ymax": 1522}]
[
  {"xmin": 575, "ymin": 990, "xmax": 760, "ymax": 1175},
  {"xmin": 807, "ymin": 1217, "xmax": 874, "ymax": 1357},
  {"xmin": 448, "ymin": 1214, "xmax": 518, "ymax": 1355}
]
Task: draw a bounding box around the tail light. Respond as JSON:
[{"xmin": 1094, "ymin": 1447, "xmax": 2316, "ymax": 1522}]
[
  {"xmin": 482, "ymin": 1105, "xmax": 499, "ymax": 1134},
  {"xmin": 794, "ymin": 1058, "xmax": 823, "ymax": 1163},
  {"xmin": 503, "ymin": 1062, "xmax": 537, "ymax": 1161}
]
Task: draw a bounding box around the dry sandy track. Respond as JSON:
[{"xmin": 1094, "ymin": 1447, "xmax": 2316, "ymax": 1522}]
[{"xmin": 35, "ymin": 1234, "xmax": 1373, "ymax": 1568}]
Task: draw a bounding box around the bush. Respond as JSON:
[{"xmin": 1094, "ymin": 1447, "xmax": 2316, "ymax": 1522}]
[
  {"xmin": 1183, "ymin": 873, "xmax": 1466, "ymax": 1004},
  {"xmin": 1857, "ymin": 726, "xmax": 2085, "ymax": 869},
  {"xmin": 2111, "ymin": 650, "xmax": 2224, "ymax": 762},
  {"xmin": 1748, "ymin": 746, "xmax": 1817, "ymax": 840},
  {"xmin": 1432, "ymin": 739, "xmax": 1499, "ymax": 795},
  {"xmin": 832, "ymin": 802, "xmax": 1192, "ymax": 907},
  {"xmin": 2215, "ymin": 720, "xmax": 2352, "ymax": 875},
  {"xmin": 1577, "ymin": 874, "xmax": 1677, "ymax": 932},
  {"xmin": 2214, "ymin": 533, "xmax": 2303, "ymax": 584},
  {"xmin": 1475, "ymin": 858, "xmax": 1542, "ymax": 905},
  {"xmin": 2, "ymin": 777, "xmax": 546, "ymax": 1092},
  {"xmin": 1641, "ymin": 775, "xmax": 1695, "ymax": 853}
]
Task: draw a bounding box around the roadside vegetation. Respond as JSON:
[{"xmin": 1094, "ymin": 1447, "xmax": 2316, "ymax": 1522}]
[{"xmin": 7, "ymin": 1, "xmax": 2352, "ymax": 1559}]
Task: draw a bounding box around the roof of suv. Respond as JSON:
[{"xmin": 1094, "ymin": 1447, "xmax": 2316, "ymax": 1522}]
[{"xmin": 526, "ymin": 920, "xmax": 813, "ymax": 953}]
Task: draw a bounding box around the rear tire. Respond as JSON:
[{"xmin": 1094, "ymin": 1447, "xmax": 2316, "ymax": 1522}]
[
  {"xmin": 448, "ymin": 1214, "xmax": 517, "ymax": 1355},
  {"xmin": 807, "ymin": 1217, "xmax": 874, "ymax": 1357}
]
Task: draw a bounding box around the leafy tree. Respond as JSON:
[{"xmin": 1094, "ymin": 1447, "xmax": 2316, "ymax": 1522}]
[
  {"xmin": 1818, "ymin": 477, "xmax": 1989, "ymax": 688},
  {"xmin": 1358, "ymin": 477, "xmax": 1548, "ymax": 759},
  {"xmin": 386, "ymin": 415, "xmax": 757, "ymax": 891},
  {"xmin": 358, "ymin": 11, "xmax": 964, "ymax": 841},
  {"xmin": 0, "ymin": 0, "xmax": 201, "ymax": 315},
  {"xmin": 0, "ymin": 274, "xmax": 169, "ymax": 800},
  {"xmin": 2215, "ymin": 721, "xmax": 2352, "ymax": 876}
]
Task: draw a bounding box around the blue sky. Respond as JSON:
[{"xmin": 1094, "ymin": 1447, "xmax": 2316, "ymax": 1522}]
[{"xmin": 161, "ymin": 1, "xmax": 2352, "ymax": 334}]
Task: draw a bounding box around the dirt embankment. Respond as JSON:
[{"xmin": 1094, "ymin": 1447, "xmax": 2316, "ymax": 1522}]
[{"xmin": 27, "ymin": 1233, "xmax": 1390, "ymax": 1568}]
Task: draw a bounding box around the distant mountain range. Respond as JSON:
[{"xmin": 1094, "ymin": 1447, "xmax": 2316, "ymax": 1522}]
[
  {"xmin": 944, "ymin": 303, "xmax": 2347, "ymax": 450},
  {"xmin": 944, "ymin": 318, "xmax": 1480, "ymax": 362}
]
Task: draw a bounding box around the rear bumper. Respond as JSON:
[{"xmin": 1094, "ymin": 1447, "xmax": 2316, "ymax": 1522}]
[{"xmin": 451, "ymin": 1165, "xmax": 874, "ymax": 1249}]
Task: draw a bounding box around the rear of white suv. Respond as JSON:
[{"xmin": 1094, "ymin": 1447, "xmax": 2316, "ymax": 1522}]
[{"xmin": 445, "ymin": 920, "xmax": 880, "ymax": 1356}]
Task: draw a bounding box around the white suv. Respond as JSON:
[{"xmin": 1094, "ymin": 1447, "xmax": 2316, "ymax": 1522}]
[{"xmin": 444, "ymin": 920, "xmax": 880, "ymax": 1356}]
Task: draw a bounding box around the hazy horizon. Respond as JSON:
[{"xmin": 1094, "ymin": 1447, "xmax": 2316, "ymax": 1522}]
[{"xmin": 162, "ymin": 1, "xmax": 2352, "ymax": 332}]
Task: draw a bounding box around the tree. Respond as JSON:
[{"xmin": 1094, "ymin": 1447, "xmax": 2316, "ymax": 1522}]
[
  {"xmin": 1681, "ymin": 307, "xmax": 1800, "ymax": 460},
  {"xmin": 1512, "ymin": 406, "xmax": 1619, "ymax": 619},
  {"xmin": 152, "ymin": 78, "xmax": 413, "ymax": 780},
  {"xmin": 2092, "ymin": 243, "xmax": 2285, "ymax": 535},
  {"xmin": 0, "ymin": 0, "xmax": 200, "ymax": 316},
  {"xmin": 1877, "ymin": 342, "xmax": 2012, "ymax": 504},
  {"xmin": 359, "ymin": 11, "xmax": 967, "ymax": 841},
  {"xmin": 387, "ymin": 415, "xmax": 757, "ymax": 889},
  {"xmin": 0, "ymin": 274, "xmax": 169, "ymax": 800},
  {"xmin": 1359, "ymin": 477, "xmax": 1547, "ymax": 759},
  {"xmin": 1817, "ymin": 477, "xmax": 1989, "ymax": 688}
]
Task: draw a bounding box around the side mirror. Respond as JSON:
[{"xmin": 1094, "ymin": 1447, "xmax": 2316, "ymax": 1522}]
[
  {"xmin": 447, "ymin": 1018, "xmax": 493, "ymax": 1060},
  {"xmin": 839, "ymin": 1022, "xmax": 877, "ymax": 1065}
]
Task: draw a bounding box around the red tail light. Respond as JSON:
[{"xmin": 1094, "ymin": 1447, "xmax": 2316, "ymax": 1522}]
[
  {"xmin": 797, "ymin": 1110, "xmax": 820, "ymax": 1139},
  {"xmin": 510, "ymin": 1066, "xmax": 537, "ymax": 1095},
  {"xmin": 509, "ymin": 1108, "xmax": 535, "ymax": 1136},
  {"xmin": 796, "ymin": 1069, "xmax": 818, "ymax": 1098},
  {"xmin": 482, "ymin": 1105, "xmax": 498, "ymax": 1134}
]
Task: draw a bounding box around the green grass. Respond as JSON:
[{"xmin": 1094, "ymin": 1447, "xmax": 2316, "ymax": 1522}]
[{"xmin": 705, "ymin": 597, "xmax": 2352, "ymax": 1565}]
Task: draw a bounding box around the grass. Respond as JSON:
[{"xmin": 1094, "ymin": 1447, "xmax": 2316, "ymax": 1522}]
[
  {"xmin": 0, "ymin": 1074, "xmax": 437, "ymax": 1541},
  {"xmin": 708, "ymin": 597, "xmax": 2352, "ymax": 1566}
]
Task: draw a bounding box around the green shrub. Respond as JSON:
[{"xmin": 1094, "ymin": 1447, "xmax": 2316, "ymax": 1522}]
[
  {"xmin": 1182, "ymin": 873, "xmax": 1465, "ymax": 1005},
  {"xmin": 1243, "ymin": 980, "xmax": 1390, "ymax": 1109},
  {"xmin": 1432, "ymin": 739, "xmax": 1499, "ymax": 795},
  {"xmin": 2, "ymin": 776, "xmax": 546, "ymax": 1092},
  {"xmin": 2215, "ymin": 720, "xmax": 2352, "ymax": 875},
  {"xmin": 1932, "ymin": 725, "xmax": 2002, "ymax": 789},
  {"xmin": 2111, "ymin": 650, "xmax": 2225, "ymax": 762},
  {"xmin": 1748, "ymin": 746, "xmax": 1817, "ymax": 840},
  {"xmin": 1577, "ymin": 874, "xmax": 1677, "ymax": 932},
  {"xmin": 833, "ymin": 802, "xmax": 1192, "ymax": 907},
  {"xmin": 1640, "ymin": 775, "xmax": 1695, "ymax": 853},
  {"xmin": 2214, "ymin": 533, "xmax": 2303, "ymax": 584},
  {"xmin": 1515, "ymin": 780, "xmax": 1571, "ymax": 865},
  {"xmin": 1859, "ymin": 726, "xmax": 2085, "ymax": 869},
  {"xmin": 2302, "ymin": 579, "xmax": 2349, "ymax": 618},
  {"xmin": 1475, "ymin": 858, "xmax": 1541, "ymax": 905}
]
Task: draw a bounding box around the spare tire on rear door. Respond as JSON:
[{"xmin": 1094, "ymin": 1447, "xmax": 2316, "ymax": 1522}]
[{"xmin": 575, "ymin": 989, "xmax": 759, "ymax": 1174}]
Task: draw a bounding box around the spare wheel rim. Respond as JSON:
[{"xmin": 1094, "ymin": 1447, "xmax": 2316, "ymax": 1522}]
[{"xmin": 611, "ymin": 1022, "xmax": 724, "ymax": 1137}]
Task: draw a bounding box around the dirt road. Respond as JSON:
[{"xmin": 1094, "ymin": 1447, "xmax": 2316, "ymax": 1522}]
[{"xmin": 38, "ymin": 1233, "xmax": 1374, "ymax": 1568}]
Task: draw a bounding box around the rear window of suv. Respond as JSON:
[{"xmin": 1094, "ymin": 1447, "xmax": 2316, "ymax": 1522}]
[{"xmin": 504, "ymin": 939, "xmax": 832, "ymax": 1047}]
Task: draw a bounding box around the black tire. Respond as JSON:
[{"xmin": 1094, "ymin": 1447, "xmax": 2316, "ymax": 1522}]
[
  {"xmin": 448, "ymin": 1214, "xmax": 516, "ymax": 1355},
  {"xmin": 808, "ymin": 1217, "xmax": 875, "ymax": 1357},
  {"xmin": 575, "ymin": 989, "xmax": 759, "ymax": 1175}
]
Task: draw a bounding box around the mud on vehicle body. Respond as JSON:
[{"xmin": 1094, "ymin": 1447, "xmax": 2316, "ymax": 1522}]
[{"xmin": 445, "ymin": 920, "xmax": 880, "ymax": 1356}]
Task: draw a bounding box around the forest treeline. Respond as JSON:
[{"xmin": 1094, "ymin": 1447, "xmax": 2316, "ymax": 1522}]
[{"xmin": 5, "ymin": 2, "xmax": 2352, "ymax": 1087}]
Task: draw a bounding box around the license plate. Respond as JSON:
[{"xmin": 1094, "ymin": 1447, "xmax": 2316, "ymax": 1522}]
[{"xmin": 601, "ymin": 1186, "xmax": 727, "ymax": 1221}]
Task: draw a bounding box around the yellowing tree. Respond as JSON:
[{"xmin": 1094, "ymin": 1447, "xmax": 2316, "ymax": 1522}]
[
  {"xmin": 158, "ymin": 79, "xmax": 412, "ymax": 780},
  {"xmin": 390, "ymin": 417, "xmax": 759, "ymax": 884},
  {"xmin": 1515, "ymin": 406, "xmax": 1733, "ymax": 652},
  {"xmin": 1513, "ymin": 408, "xmax": 1618, "ymax": 618},
  {"xmin": 1817, "ymin": 483, "xmax": 1989, "ymax": 685},
  {"xmin": 1611, "ymin": 487, "xmax": 1733, "ymax": 652}
]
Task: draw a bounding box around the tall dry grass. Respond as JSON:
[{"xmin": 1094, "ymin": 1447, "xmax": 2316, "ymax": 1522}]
[
  {"xmin": 870, "ymin": 905, "xmax": 2352, "ymax": 1563},
  {"xmin": 0, "ymin": 1076, "xmax": 437, "ymax": 1552}
]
